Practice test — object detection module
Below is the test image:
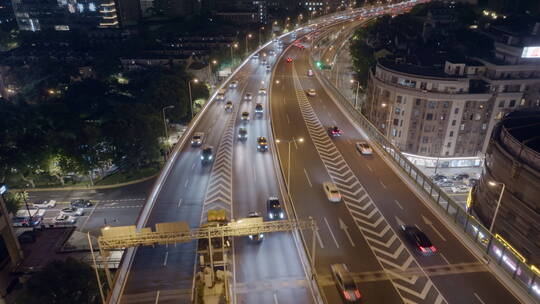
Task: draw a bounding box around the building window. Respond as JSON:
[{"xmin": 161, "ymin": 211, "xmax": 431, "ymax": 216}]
[
  {"xmin": 449, "ymin": 131, "xmax": 454, "ymax": 137},
  {"xmin": 447, "ymin": 142, "xmax": 451, "ymax": 147},
  {"xmin": 440, "ymin": 114, "xmax": 446, "ymax": 120},
  {"xmin": 393, "ymin": 119, "xmax": 399, "ymax": 126},
  {"xmin": 396, "ymin": 95, "xmax": 402, "ymax": 103},
  {"xmin": 428, "ymin": 101, "xmax": 436, "ymax": 108},
  {"xmin": 509, "ymin": 100, "xmax": 516, "ymax": 107},
  {"xmin": 443, "ymin": 101, "xmax": 449, "ymax": 108},
  {"xmin": 415, "ymin": 99, "xmax": 421, "ymax": 106},
  {"xmin": 460, "ymin": 123, "xmax": 465, "ymax": 131},
  {"xmin": 498, "ymin": 100, "xmax": 505, "ymax": 107},
  {"xmin": 420, "ymin": 82, "xmax": 427, "ymax": 90},
  {"xmin": 451, "ymin": 120, "xmax": 456, "ymax": 126},
  {"xmin": 482, "ymin": 123, "xmax": 487, "ymax": 130},
  {"xmin": 426, "ymin": 113, "xmax": 433, "ymax": 120},
  {"xmin": 454, "ymin": 108, "xmax": 459, "ymax": 114},
  {"xmin": 400, "ymin": 120, "xmax": 403, "ymax": 127},
  {"xmin": 422, "ymin": 136, "xmax": 429, "ymax": 143},
  {"xmin": 395, "ymin": 108, "xmax": 401, "ymax": 115}
]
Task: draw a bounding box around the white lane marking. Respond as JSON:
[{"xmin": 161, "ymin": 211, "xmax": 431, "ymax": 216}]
[
  {"xmin": 177, "ymin": 198, "xmax": 183, "ymax": 208},
  {"xmin": 394, "ymin": 200, "xmax": 403, "ymax": 210},
  {"xmin": 273, "ymin": 293, "xmax": 279, "ymax": 304},
  {"xmin": 303, "ymin": 168, "xmax": 313, "ymax": 187},
  {"xmin": 184, "ymin": 179, "xmax": 189, "ymax": 188},
  {"xmin": 421, "ymin": 214, "xmax": 448, "ymax": 242},
  {"xmin": 162, "ymin": 251, "xmax": 168, "ymax": 267},
  {"xmin": 286, "ymin": 114, "xmax": 290, "ymax": 124},
  {"xmin": 440, "ymin": 253, "xmax": 450, "ymax": 265},
  {"xmin": 322, "ymin": 104, "xmax": 327, "ymax": 110},
  {"xmin": 339, "ymin": 218, "xmax": 355, "ymax": 247},
  {"xmin": 346, "ymin": 139, "xmax": 352, "ymax": 145},
  {"xmin": 473, "ymin": 292, "xmax": 486, "ymax": 304},
  {"xmin": 283, "ymin": 97, "xmax": 286, "ymax": 105},
  {"xmin": 79, "ymin": 201, "xmax": 99, "ymax": 232},
  {"xmin": 253, "ymin": 166, "xmax": 257, "ymax": 183},
  {"xmin": 191, "ymin": 163, "xmax": 196, "ymax": 170},
  {"xmin": 154, "ymin": 290, "xmax": 160, "ymax": 304},
  {"xmin": 314, "ymin": 228, "xmax": 324, "ymax": 249},
  {"xmin": 380, "ymin": 180, "xmax": 387, "ymax": 189},
  {"xmin": 366, "ymin": 164, "xmax": 373, "ymax": 172},
  {"xmin": 324, "ymin": 217, "xmax": 339, "ymax": 248},
  {"xmin": 293, "ymin": 138, "xmax": 298, "ymax": 149}
]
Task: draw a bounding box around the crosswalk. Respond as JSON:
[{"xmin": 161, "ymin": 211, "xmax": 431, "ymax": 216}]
[{"xmin": 292, "ymin": 66, "xmax": 448, "ymax": 304}]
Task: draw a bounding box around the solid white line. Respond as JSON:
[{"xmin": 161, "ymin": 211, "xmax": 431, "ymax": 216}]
[
  {"xmin": 162, "ymin": 251, "xmax": 168, "ymax": 267},
  {"xmin": 286, "ymin": 113, "xmax": 290, "ymax": 124},
  {"xmin": 473, "ymin": 292, "xmax": 487, "ymax": 304},
  {"xmin": 253, "ymin": 166, "xmax": 257, "ymax": 183},
  {"xmin": 440, "ymin": 253, "xmax": 450, "ymax": 265},
  {"xmin": 154, "ymin": 290, "xmax": 160, "ymax": 304},
  {"xmin": 315, "ymin": 229, "xmax": 324, "ymax": 249},
  {"xmin": 303, "ymin": 168, "xmax": 313, "ymax": 187},
  {"xmin": 293, "ymin": 138, "xmax": 298, "ymax": 149},
  {"xmin": 324, "ymin": 217, "xmax": 340, "ymax": 248},
  {"xmin": 394, "ymin": 199, "xmax": 403, "ymax": 210},
  {"xmin": 273, "ymin": 293, "xmax": 279, "ymax": 304},
  {"xmin": 366, "ymin": 164, "xmax": 373, "ymax": 172},
  {"xmin": 184, "ymin": 179, "xmax": 189, "ymax": 188},
  {"xmin": 177, "ymin": 198, "xmax": 183, "ymax": 208},
  {"xmin": 380, "ymin": 180, "xmax": 387, "ymax": 189}
]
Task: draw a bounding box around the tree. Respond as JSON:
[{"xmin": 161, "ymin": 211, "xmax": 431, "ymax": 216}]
[
  {"xmin": 3, "ymin": 191, "xmax": 26, "ymax": 215},
  {"xmin": 20, "ymin": 258, "xmax": 101, "ymax": 304}
]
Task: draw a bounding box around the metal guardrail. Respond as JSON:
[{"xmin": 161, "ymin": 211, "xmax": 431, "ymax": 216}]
[{"xmin": 311, "ymin": 50, "xmax": 540, "ymax": 303}]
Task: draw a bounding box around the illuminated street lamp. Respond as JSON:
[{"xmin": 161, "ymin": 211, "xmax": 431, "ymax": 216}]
[
  {"xmin": 162, "ymin": 105, "xmax": 175, "ymax": 142},
  {"xmin": 188, "ymin": 79, "xmax": 199, "ymax": 119},
  {"xmin": 350, "ymin": 79, "xmax": 360, "ymax": 109},
  {"xmin": 245, "ymin": 33, "xmax": 253, "ymax": 55},
  {"xmin": 276, "ymin": 137, "xmax": 305, "ymax": 196},
  {"xmin": 230, "ymin": 42, "xmax": 239, "ymax": 65},
  {"xmin": 488, "ymin": 180, "xmax": 506, "ymax": 233}
]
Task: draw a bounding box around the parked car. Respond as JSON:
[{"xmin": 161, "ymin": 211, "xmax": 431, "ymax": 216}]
[
  {"xmin": 71, "ymin": 199, "xmax": 92, "ymax": 208},
  {"xmin": 450, "ymin": 185, "xmax": 469, "ymax": 193},
  {"xmin": 32, "ymin": 200, "xmax": 56, "ymax": 209},
  {"xmin": 55, "ymin": 214, "xmax": 77, "ymax": 225},
  {"xmin": 431, "ymin": 174, "xmax": 447, "ymax": 181},
  {"xmin": 452, "ymin": 173, "xmax": 470, "ymax": 181},
  {"xmin": 437, "ymin": 181, "xmax": 454, "ymax": 187},
  {"xmin": 61, "ymin": 207, "xmax": 84, "ymax": 216}
]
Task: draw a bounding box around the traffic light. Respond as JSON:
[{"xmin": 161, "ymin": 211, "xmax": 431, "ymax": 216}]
[{"xmin": 316, "ymin": 61, "xmax": 322, "ymax": 69}]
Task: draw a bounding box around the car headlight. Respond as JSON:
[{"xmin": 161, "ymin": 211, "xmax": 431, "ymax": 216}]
[
  {"xmin": 259, "ymin": 234, "xmax": 264, "ymax": 238},
  {"xmin": 201, "ymin": 156, "xmax": 204, "ymax": 160},
  {"xmin": 209, "ymin": 156, "xmax": 212, "ymax": 160},
  {"xmin": 280, "ymin": 212, "xmax": 284, "ymax": 219},
  {"xmin": 258, "ymin": 145, "xmax": 260, "ymax": 148},
  {"xmin": 249, "ymin": 235, "xmax": 253, "ymax": 240},
  {"xmin": 269, "ymin": 213, "xmax": 274, "ymax": 219}
]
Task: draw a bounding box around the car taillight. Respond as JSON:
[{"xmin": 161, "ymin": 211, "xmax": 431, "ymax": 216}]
[
  {"xmin": 420, "ymin": 246, "xmax": 427, "ymax": 253},
  {"xmin": 343, "ymin": 291, "xmax": 351, "ymax": 300},
  {"xmin": 354, "ymin": 290, "xmax": 361, "ymax": 299},
  {"xmin": 430, "ymin": 246, "xmax": 437, "ymax": 252}
]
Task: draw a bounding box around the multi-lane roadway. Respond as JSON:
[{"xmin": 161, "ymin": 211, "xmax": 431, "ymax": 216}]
[{"xmin": 269, "ymin": 18, "xmax": 521, "ymax": 304}]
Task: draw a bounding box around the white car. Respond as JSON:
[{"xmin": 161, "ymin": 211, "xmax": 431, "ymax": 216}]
[
  {"xmin": 244, "ymin": 93, "xmax": 253, "ymax": 101},
  {"xmin": 229, "ymin": 81, "xmax": 239, "ymax": 89},
  {"xmin": 54, "ymin": 214, "xmax": 77, "ymax": 225},
  {"xmin": 355, "ymin": 141, "xmax": 373, "ymax": 155},
  {"xmin": 61, "ymin": 207, "xmax": 84, "ymax": 216},
  {"xmin": 450, "ymin": 185, "xmax": 469, "ymax": 193},
  {"xmin": 191, "ymin": 132, "xmax": 204, "ymax": 147},
  {"xmin": 258, "ymin": 88, "xmax": 267, "ymax": 96},
  {"xmin": 323, "ymin": 182, "xmax": 341, "ymax": 203},
  {"xmin": 32, "ymin": 200, "xmax": 56, "ymax": 209},
  {"xmin": 307, "ymin": 89, "xmax": 316, "ymax": 96}
]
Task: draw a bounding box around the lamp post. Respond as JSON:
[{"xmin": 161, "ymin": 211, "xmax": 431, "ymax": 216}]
[
  {"xmin": 381, "ymin": 102, "xmax": 393, "ymax": 139},
  {"xmin": 230, "ymin": 43, "xmax": 239, "ymax": 66},
  {"xmin": 162, "ymin": 105, "xmax": 175, "ymax": 144},
  {"xmin": 488, "ymin": 180, "xmax": 506, "ymax": 233},
  {"xmin": 276, "ymin": 138, "xmax": 304, "ymax": 198},
  {"xmin": 245, "ymin": 33, "xmax": 252, "ymax": 56},
  {"xmin": 258, "ymin": 27, "xmax": 264, "ymax": 46},
  {"xmin": 350, "ymin": 79, "xmax": 360, "ymax": 109},
  {"xmin": 188, "ymin": 79, "xmax": 199, "ymax": 119}
]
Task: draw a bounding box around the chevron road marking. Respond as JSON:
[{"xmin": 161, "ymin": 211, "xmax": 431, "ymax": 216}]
[{"xmin": 291, "ymin": 66, "xmax": 449, "ymax": 304}]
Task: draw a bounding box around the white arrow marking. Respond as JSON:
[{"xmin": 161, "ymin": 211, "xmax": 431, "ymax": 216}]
[
  {"xmin": 422, "ymin": 214, "xmax": 447, "ymax": 242},
  {"xmin": 395, "ymin": 216, "xmax": 406, "ymax": 228},
  {"xmin": 324, "ymin": 217, "xmax": 339, "ymax": 248},
  {"xmin": 339, "ymin": 218, "xmax": 355, "ymax": 247}
]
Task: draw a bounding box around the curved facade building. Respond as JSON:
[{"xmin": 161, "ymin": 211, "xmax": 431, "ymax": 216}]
[
  {"xmin": 363, "ymin": 58, "xmax": 540, "ymax": 167},
  {"xmin": 473, "ymin": 108, "xmax": 540, "ymax": 265}
]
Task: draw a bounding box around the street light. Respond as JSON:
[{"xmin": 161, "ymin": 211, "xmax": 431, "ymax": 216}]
[
  {"xmin": 350, "ymin": 79, "xmax": 360, "ymax": 109},
  {"xmin": 488, "ymin": 180, "xmax": 506, "ymax": 233},
  {"xmin": 188, "ymin": 79, "xmax": 199, "ymax": 119},
  {"xmin": 230, "ymin": 43, "xmax": 239, "ymax": 65},
  {"xmin": 276, "ymin": 137, "xmax": 304, "ymax": 197},
  {"xmin": 162, "ymin": 105, "xmax": 175, "ymax": 142},
  {"xmin": 258, "ymin": 27, "xmax": 265, "ymax": 45},
  {"xmin": 245, "ymin": 33, "xmax": 252, "ymax": 55}
]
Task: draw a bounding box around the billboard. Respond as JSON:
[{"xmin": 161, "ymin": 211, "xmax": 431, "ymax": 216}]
[{"xmin": 521, "ymin": 46, "xmax": 540, "ymax": 58}]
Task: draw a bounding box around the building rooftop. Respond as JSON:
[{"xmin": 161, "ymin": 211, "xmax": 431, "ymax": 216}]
[
  {"xmin": 501, "ymin": 109, "xmax": 540, "ymax": 154},
  {"xmin": 378, "ymin": 59, "xmax": 465, "ymax": 79}
]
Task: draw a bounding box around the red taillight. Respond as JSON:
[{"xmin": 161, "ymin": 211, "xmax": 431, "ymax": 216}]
[
  {"xmin": 343, "ymin": 291, "xmax": 351, "ymax": 300},
  {"xmin": 420, "ymin": 246, "xmax": 427, "ymax": 253},
  {"xmin": 430, "ymin": 246, "xmax": 437, "ymax": 252},
  {"xmin": 354, "ymin": 290, "xmax": 361, "ymax": 299}
]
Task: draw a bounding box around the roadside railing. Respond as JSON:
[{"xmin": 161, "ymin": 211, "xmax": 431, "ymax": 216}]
[{"xmin": 310, "ymin": 48, "xmax": 540, "ymax": 303}]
